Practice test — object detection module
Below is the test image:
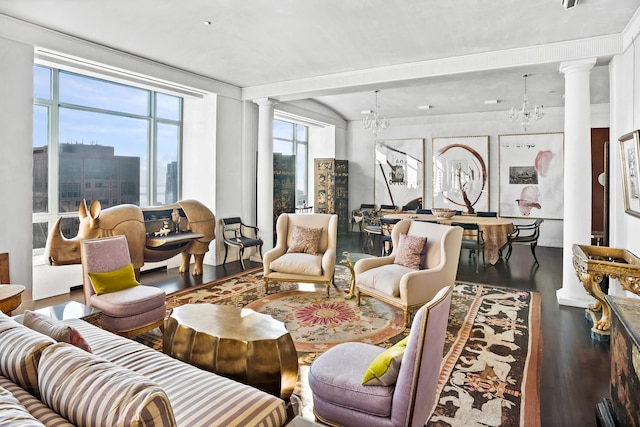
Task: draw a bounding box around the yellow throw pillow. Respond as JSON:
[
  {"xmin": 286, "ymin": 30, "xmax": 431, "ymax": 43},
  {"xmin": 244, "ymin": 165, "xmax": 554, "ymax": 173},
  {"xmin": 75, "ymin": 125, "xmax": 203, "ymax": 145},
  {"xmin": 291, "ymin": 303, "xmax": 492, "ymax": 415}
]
[
  {"xmin": 362, "ymin": 336, "xmax": 409, "ymax": 386},
  {"xmin": 88, "ymin": 264, "xmax": 140, "ymax": 295}
]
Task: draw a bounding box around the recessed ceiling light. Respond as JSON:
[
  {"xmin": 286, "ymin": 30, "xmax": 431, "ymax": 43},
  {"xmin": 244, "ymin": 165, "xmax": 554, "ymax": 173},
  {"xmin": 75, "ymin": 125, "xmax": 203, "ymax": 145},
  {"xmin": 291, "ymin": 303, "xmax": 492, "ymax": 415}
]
[
  {"xmin": 204, "ymin": 20, "xmax": 212, "ymax": 26},
  {"xmin": 484, "ymin": 99, "xmax": 500, "ymax": 105},
  {"xmin": 417, "ymin": 105, "xmax": 432, "ymax": 110},
  {"xmin": 361, "ymin": 110, "xmax": 373, "ymax": 115}
]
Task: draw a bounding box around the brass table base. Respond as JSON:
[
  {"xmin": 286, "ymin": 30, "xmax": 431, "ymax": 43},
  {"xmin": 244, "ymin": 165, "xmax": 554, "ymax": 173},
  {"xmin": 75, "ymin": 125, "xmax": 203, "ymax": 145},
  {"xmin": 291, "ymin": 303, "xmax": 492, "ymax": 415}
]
[{"xmin": 164, "ymin": 304, "xmax": 298, "ymax": 400}]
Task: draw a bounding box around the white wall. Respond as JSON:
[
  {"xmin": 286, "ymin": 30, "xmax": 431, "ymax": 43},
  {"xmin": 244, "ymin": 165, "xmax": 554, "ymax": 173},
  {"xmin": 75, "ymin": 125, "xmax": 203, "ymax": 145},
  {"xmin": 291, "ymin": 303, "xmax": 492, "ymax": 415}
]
[
  {"xmin": 0, "ymin": 37, "xmax": 33, "ymax": 288},
  {"xmin": 609, "ymin": 33, "xmax": 640, "ymax": 258},
  {"xmin": 348, "ymin": 103, "xmax": 610, "ymax": 248}
]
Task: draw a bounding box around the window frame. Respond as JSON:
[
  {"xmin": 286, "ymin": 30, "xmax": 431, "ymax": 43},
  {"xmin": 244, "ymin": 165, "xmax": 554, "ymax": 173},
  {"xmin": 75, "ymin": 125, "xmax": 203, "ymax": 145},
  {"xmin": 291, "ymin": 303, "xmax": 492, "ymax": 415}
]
[
  {"xmin": 32, "ymin": 64, "xmax": 184, "ymax": 260},
  {"xmin": 273, "ymin": 119, "xmax": 309, "ymax": 206}
]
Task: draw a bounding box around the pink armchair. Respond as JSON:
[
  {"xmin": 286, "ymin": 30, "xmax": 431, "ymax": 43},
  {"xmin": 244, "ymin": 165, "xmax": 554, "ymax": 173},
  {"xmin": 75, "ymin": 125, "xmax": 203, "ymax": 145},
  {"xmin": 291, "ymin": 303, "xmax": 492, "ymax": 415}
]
[
  {"xmin": 355, "ymin": 219, "xmax": 462, "ymax": 325},
  {"xmin": 81, "ymin": 236, "xmax": 166, "ymax": 338}
]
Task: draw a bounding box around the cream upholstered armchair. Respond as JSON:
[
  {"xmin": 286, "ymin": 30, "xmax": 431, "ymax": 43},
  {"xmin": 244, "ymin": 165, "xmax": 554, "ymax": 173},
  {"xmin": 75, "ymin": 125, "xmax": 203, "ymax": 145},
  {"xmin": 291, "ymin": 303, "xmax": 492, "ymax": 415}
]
[
  {"xmin": 263, "ymin": 213, "xmax": 338, "ymax": 297},
  {"xmin": 355, "ymin": 219, "xmax": 462, "ymax": 325}
]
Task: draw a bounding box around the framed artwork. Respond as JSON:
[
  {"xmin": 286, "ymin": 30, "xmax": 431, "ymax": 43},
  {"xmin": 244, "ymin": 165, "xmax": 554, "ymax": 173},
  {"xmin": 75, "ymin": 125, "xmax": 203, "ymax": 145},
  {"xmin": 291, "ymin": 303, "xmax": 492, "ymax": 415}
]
[
  {"xmin": 619, "ymin": 130, "xmax": 640, "ymax": 218},
  {"xmin": 432, "ymin": 136, "xmax": 489, "ymax": 213},
  {"xmin": 374, "ymin": 139, "xmax": 424, "ymax": 208},
  {"xmin": 498, "ymin": 133, "xmax": 564, "ymax": 219}
]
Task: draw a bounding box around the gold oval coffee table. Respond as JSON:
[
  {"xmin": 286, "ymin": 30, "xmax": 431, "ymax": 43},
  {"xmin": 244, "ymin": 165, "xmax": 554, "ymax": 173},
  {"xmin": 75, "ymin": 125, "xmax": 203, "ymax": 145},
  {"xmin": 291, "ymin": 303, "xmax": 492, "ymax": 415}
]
[{"xmin": 163, "ymin": 303, "xmax": 298, "ymax": 400}]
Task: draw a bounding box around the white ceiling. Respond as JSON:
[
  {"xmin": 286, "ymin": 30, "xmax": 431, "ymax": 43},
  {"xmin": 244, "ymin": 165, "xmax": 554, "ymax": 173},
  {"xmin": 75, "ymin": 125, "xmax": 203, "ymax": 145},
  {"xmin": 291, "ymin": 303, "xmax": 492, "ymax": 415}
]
[{"xmin": 0, "ymin": 0, "xmax": 638, "ymax": 121}]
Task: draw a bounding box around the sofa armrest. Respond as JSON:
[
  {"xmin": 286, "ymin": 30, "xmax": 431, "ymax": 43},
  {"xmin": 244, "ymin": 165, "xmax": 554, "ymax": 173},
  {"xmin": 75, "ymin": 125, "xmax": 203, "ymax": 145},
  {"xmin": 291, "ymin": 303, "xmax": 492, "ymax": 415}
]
[
  {"xmin": 398, "ymin": 266, "xmax": 452, "ymax": 306},
  {"xmin": 354, "ymin": 256, "xmax": 393, "ymax": 274},
  {"xmin": 321, "ymin": 248, "xmax": 336, "ymax": 278},
  {"xmin": 263, "ymin": 247, "xmax": 287, "ymax": 274}
]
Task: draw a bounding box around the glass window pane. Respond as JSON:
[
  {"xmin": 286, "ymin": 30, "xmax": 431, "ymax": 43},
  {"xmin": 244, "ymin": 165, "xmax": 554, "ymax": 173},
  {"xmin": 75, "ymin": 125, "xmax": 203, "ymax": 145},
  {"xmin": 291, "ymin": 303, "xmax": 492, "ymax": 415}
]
[
  {"xmin": 274, "ymin": 139, "xmax": 293, "ymax": 155},
  {"xmin": 34, "ymin": 66, "xmax": 51, "ymax": 100},
  {"xmin": 296, "ymin": 124, "xmax": 307, "ymax": 142},
  {"xmin": 156, "ymin": 122, "xmax": 179, "ymax": 205},
  {"xmin": 58, "ymin": 108, "xmax": 148, "ymax": 212},
  {"xmin": 33, "ymin": 105, "xmax": 49, "ymax": 213},
  {"xmin": 33, "ymin": 222, "xmax": 49, "ymax": 250},
  {"xmin": 273, "ymin": 120, "xmax": 293, "ymax": 140},
  {"xmin": 59, "ymin": 72, "xmax": 149, "ymax": 116},
  {"xmin": 296, "ymin": 143, "xmax": 307, "ymax": 205},
  {"xmin": 156, "ymin": 93, "xmax": 181, "ymax": 121}
]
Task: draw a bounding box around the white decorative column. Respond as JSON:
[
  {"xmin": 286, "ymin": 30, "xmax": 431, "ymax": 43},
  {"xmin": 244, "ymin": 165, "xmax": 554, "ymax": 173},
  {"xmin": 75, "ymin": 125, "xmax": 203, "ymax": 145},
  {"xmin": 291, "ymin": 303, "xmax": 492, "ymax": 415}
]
[
  {"xmin": 254, "ymin": 98, "xmax": 276, "ymax": 251},
  {"xmin": 557, "ymin": 58, "xmax": 597, "ymax": 308}
]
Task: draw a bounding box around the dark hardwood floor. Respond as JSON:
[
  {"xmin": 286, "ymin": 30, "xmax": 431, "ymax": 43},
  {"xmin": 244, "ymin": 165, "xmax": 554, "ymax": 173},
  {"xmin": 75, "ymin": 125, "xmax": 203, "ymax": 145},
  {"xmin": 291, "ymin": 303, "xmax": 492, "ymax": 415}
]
[{"xmin": 20, "ymin": 232, "xmax": 610, "ymax": 427}]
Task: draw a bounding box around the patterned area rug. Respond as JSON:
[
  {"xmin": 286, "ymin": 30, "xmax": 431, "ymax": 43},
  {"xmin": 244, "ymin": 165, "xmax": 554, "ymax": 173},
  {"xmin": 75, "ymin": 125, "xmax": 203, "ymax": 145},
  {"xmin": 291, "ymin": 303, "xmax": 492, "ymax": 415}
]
[{"xmin": 137, "ymin": 266, "xmax": 541, "ymax": 426}]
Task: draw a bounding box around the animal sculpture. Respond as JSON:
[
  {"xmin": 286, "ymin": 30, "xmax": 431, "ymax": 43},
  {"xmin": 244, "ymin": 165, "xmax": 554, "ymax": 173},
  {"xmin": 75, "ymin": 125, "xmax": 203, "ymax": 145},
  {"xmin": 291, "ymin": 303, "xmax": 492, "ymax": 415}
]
[{"xmin": 45, "ymin": 199, "xmax": 215, "ymax": 276}]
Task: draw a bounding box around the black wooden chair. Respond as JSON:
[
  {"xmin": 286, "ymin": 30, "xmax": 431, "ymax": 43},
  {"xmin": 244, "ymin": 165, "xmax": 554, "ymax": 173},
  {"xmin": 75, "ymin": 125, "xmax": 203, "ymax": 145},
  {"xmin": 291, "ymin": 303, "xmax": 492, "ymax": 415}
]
[
  {"xmin": 505, "ymin": 218, "xmax": 544, "ymax": 266},
  {"xmin": 416, "ymin": 208, "xmax": 432, "ymax": 214},
  {"xmin": 220, "ymin": 217, "xmax": 263, "ymax": 270},
  {"xmin": 380, "ymin": 217, "xmax": 402, "ymax": 256},
  {"xmin": 351, "ymin": 203, "xmax": 376, "ymax": 232},
  {"xmin": 451, "ymin": 222, "xmax": 485, "ymax": 272}
]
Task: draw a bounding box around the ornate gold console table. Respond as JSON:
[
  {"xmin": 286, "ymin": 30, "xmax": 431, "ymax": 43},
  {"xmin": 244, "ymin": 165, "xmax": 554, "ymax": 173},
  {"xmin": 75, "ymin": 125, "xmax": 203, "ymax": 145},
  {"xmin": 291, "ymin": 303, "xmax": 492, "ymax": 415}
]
[{"xmin": 572, "ymin": 244, "xmax": 640, "ymax": 336}]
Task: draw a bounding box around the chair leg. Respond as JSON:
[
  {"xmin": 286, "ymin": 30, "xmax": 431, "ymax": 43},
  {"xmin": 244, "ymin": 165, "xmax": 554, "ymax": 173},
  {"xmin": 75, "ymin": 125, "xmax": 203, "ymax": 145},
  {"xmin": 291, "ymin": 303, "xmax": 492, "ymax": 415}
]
[
  {"xmin": 223, "ymin": 245, "xmax": 229, "ymax": 265},
  {"xmin": 505, "ymin": 243, "xmax": 513, "ymax": 262},
  {"xmin": 239, "ymin": 248, "xmax": 246, "ymax": 270},
  {"xmin": 264, "ymin": 278, "xmax": 269, "ymax": 294},
  {"xmin": 258, "ymin": 245, "xmax": 263, "ymax": 262},
  {"xmin": 531, "ymin": 243, "xmax": 540, "ymax": 266},
  {"xmin": 403, "ymin": 309, "xmax": 410, "ymax": 327}
]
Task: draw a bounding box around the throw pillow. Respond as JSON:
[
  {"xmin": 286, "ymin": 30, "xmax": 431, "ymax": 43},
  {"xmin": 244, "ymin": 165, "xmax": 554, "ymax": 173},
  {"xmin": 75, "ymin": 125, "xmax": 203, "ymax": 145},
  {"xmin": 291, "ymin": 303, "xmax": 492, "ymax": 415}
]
[
  {"xmin": 23, "ymin": 311, "xmax": 92, "ymax": 353},
  {"xmin": 362, "ymin": 336, "xmax": 409, "ymax": 386},
  {"xmin": 88, "ymin": 263, "xmax": 140, "ymax": 295},
  {"xmin": 287, "ymin": 226, "xmax": 322, "ymax": 255},
  {"xmin": 38, "ymin": 343, "xmax": 177, "ymax": 427},
  {"xmin": 0, "ymin": 313, "xmax": 55, "ymax": 399},
  {"xmin": 394, "ymin": 233, "xmax": 427, "ymax": 270}
]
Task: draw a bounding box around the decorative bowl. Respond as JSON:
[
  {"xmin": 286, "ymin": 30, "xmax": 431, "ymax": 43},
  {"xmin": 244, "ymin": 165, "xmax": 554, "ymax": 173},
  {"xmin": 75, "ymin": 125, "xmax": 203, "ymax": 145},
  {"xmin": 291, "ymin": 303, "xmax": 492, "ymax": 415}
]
[{"xmin": 432, "ymin": 208, "xmax": 456, "ymax": 219}]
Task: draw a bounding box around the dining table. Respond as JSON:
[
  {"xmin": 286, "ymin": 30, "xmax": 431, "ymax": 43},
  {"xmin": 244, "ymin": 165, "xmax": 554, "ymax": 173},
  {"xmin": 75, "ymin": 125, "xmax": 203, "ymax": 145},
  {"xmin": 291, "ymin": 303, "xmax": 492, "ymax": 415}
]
[{"xmin": 383, "ymin": 213, "xmax": 515, "ymax": 265}]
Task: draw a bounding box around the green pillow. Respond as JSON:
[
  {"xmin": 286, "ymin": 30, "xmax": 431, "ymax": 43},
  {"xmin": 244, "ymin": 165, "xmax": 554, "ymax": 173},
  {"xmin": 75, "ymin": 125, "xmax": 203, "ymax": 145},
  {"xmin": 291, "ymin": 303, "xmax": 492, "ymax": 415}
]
[
  {"xmin": 362, "ymin": 336, "xmax": 409, "ymax": 386},
  {"xmin": 88, "ymin": 264, "xmax": 140, "ymax": 295}
]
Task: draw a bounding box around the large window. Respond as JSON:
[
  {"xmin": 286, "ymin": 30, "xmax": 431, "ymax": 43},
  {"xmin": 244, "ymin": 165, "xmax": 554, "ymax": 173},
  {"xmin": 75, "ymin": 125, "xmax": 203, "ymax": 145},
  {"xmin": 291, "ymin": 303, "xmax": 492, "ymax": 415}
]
[
  {"xmin": 32, "ymin": 65, "xmax": 183, "ymax": 251},
  {"xmin": 273, "ymin": 119, "xmax": 308, "ymax": 206}
]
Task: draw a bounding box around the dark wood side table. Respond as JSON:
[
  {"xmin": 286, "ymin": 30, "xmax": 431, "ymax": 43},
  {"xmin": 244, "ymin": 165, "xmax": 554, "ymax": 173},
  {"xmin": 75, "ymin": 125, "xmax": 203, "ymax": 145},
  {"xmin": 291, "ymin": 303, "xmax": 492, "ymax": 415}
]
[
  {"xmin": 596, "ymin": 295, "xmax": 640, "ymax": 427},
  {"xmin": 0, "ymin": 284, "xmax": 25, "ymax": 315}
]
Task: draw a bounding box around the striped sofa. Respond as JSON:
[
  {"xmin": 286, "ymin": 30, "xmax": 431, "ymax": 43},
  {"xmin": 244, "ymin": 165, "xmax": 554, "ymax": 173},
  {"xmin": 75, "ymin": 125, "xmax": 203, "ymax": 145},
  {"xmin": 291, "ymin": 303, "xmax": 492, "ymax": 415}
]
[{"xmin": 0, "ymin": 312, "xmax": 288, "ymax": 427}]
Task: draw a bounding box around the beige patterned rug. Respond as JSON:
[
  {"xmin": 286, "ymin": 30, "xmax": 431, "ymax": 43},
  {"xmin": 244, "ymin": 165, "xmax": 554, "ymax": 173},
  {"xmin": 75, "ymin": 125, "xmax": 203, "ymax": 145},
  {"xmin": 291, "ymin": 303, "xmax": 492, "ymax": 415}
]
[{"xmin": 136, "ymin": 266, "xmax": 541, "ymax": 426}]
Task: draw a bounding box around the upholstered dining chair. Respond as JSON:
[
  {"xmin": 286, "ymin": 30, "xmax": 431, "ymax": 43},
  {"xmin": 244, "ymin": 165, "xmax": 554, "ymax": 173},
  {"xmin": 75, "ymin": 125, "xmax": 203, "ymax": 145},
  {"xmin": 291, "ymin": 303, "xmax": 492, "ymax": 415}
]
[
  {"xmin": 380, "ymin": 217, "xmax": 402, "ymax": 256},
  {"xmin": 351, "ymin": 203, "xmax": 376, "ymax": 232},
  {"xmin": 263, "ymin": 213, "xmax": 338, "ymax": 297},
  {"xmin": 81, "ymin": 236, "xmax": 166, "ymax": 338},
  {"xmin": 220, "ymin": 217, "xmax": 263, "ymax": 270},
  {"xmin": 505, "ymin": 218, "xmax": 544, "ymax": 265},
  {"xmin": 309, "ymin": 286, "xmax": 453, "ymax": 427},
  {"xmin": 355, "ymin": 219, "xmax": 462, "ymax": 325}
]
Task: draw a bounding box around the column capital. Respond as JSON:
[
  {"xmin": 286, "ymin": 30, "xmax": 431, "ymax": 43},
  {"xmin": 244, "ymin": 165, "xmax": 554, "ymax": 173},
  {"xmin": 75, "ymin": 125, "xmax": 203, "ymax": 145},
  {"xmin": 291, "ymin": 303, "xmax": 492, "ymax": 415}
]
[
  {"xmin": 559, "ymin": 58, "xmax": 597, "ymax": 75},
  {"xmin": 253, "ymin": 98, "xmax": 278, "ymax": 107}
]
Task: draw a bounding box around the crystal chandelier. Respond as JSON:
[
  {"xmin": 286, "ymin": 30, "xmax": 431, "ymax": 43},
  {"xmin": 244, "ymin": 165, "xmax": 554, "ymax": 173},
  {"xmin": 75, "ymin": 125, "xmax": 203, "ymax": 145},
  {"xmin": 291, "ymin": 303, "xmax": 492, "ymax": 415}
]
[
  {"xmin": 363, "ymin": 90, "xmax": 389, "ymax": 135},
  {"xmin": 508, "ymin": 74, "xmax": 544, "ymax": 131}
]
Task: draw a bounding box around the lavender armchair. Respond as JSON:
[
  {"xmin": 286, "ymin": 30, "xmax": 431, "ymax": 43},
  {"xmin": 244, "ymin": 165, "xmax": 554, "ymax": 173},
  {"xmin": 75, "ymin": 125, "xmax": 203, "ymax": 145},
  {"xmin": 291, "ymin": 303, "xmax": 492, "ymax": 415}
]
[
  {"xmin": 308, "ymin": 286, "xmax": 452, "ymax": 427},
  {"xmin": 81, "ymin": 236, "xmax": 166, "ymax": 338}
]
